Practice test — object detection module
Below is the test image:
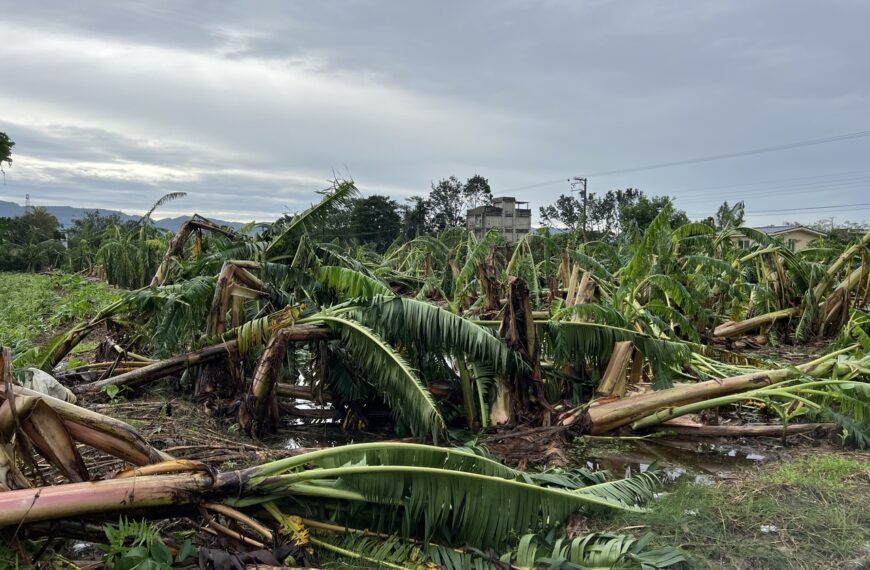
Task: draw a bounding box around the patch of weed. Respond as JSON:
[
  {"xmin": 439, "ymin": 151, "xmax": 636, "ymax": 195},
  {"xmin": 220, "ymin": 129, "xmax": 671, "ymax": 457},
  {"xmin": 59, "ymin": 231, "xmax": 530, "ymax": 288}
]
[
  {"xmin": 766, "ymin": 454, "xmax": 870, "ymax": 489},
  {"xmin": 609, "ymin": 452, "xmax": 870, "ymax": 569},
  {"xmin": 0, "ymin": 272, "xmax": 120, "ymax": 356}
]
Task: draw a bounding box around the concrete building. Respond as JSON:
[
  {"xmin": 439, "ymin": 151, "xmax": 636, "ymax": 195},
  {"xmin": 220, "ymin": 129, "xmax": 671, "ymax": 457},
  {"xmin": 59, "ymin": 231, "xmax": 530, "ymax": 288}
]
[
  {"xmin": 733, "ymin": 224, "xmax": 826, "ymax": 252},
  {"xmin": 466, "ymin": 197, "xmax": 532, "ymax": 242}
]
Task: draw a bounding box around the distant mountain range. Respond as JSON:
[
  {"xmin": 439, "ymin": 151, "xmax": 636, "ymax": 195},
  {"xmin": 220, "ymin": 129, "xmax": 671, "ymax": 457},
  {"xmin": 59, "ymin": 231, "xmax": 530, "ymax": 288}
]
[{"xmin": 0, "ymin": 200, "xmax": 249, "ymax": 232}]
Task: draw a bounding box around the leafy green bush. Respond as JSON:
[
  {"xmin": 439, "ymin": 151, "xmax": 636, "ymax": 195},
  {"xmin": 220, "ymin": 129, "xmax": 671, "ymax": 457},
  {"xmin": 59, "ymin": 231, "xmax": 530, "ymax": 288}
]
[{"xmin": 101, "ymin": 518, "xmax": 195, "ymax": 570}]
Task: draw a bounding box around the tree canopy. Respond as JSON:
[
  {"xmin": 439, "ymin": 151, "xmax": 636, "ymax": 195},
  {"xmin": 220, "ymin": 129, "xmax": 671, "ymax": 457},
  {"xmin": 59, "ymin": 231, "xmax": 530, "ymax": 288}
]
[
  {"xmin": 426, "ymin": 174, "xmax": 494, "ymax": 232},
  {"xmin": 0, "ymin": 131, "xmax": 14, "ymax": 173},
  {"xmin": 711, "ymin": 200, "xmax": 746, "ymax": 230},
  {"xmin": 539, "ymin": 188, "xmax": 687, "ymax": 238},
  {"xmin": 350, "ymin": 194, "xmax": 402, "ymax": 252}
]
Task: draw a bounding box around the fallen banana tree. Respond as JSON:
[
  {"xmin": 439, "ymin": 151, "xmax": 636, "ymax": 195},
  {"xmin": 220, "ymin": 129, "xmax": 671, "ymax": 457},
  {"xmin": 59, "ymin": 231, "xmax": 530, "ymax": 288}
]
[
  {"xmin": 713, "ymin": 307, "xmax": 799, "ymax": 338},
  {"xmin": 576, "ymin": 346, "xmax": 869, "ymax": 436},
  {"xmin": 72, "ymin": 324, "xmax": 334, "ymax": 397},
  {"xmin": 715, "ymin": 228, "xmax": 870, "ymax": 340},
  {"xmin": 0, "ymin": 422, "xmax": 673, "ymax": 568},
  {"xmin": 0, "ymin": 347, "xmax": 169, "ymax": 488},
  {"xmin": 633, "ymin": 374, "xmax": 869, "ymax": 432},
  {"xmin": 1, "ymin": 344, "xmax": 685, "ymax": 568},
  {"xmin": 150, "ymin": 214, "xmax": 243, "ymax": 287}
]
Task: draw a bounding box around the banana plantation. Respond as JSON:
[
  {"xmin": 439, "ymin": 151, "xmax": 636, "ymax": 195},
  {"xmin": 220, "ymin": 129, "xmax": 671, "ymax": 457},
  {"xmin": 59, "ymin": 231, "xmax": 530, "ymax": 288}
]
[{"xmin": 2, "ymin": 181, "xmax": 870, "ymax": 569}]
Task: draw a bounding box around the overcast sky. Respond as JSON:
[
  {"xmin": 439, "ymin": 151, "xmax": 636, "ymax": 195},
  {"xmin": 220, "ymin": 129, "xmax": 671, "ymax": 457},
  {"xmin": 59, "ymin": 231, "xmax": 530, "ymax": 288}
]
[{"xmin": 1, "ymin": 1, "xmax": 869, "ymax": 226}]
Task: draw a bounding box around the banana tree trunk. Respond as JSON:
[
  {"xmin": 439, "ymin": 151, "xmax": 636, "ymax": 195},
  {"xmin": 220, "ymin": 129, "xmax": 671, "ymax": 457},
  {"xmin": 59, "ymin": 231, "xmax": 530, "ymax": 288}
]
[
  {"xmin": 150, "ymin": 216, "xmax": 240, "ymax": 287},
  {"xmin": 206, "ymin": 262, "xmax": 269, "ymax": 337},
  {"xmin": 73, "ymin": 340, "xmax": 239, "ymax": 396},
  {"xmin": 478, "ymin": 247, "xmax": 501, "ymax": 312},
  {"xmin": 811, "ymin": 228, "xmax": 870, "ymax": 300},
  {"xmin": 276, "ymin": 383, "xmax": 328, "ymax": 400},
  {"xmin": 647, "ymin": 422, "xmax": 836, "ymax": 437},
  {"xmin": 819, "ymin": 262, "xmax": 870, "ymax": 335},
  {"xmin": 494, "ymin": 277, "xmax": 548, "ymax": 426},
  {"xmin": 713, "ymin": 307, "xmax": 798, "ymax": 338},
  {"xmin": 565, "ymin": 265, "xmax": 580, "ymax": 307},
  {"xmin": 559, "ymin": 249, "xmax": 570, "ymax": 290},
  {"xmin": 198, "ymin": 261, "xmax": 272, "ymax": 403},
  {"xmin": 572, "ymin": 271, "xmax": 594, "ymax": 307},
  {"xmin": 240, "ymin": 328, "xmax": 291, "ymax": 436},
  {"xmin": 0, "ymin": 471, "xmax": 217, "ymax": 526},
  {"xmin": 580, "ymin": 352, "xmax": 838, "ymax": 435},
  {"xmin": 239, "ymin": 325, "xmax": 336, "ymax": 435},
  {"xmin": 0, "ymin": 384, "xmax": 169, "ymax": 466},
  {"xmin": 595, "ymin": 341, "xmax": 634, "ymax": 398}
]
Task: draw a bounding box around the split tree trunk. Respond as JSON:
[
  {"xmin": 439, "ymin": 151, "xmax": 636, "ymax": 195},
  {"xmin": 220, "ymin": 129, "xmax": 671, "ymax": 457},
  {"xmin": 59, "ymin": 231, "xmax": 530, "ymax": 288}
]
[
  {"xmin": 595, "ymin": 341, "xmax": 634, "ymax": 398},
  {"xmin": 579, "ymin": 354, "xmax": 835, "ymax": 435},
  {"xmin": 478, "ymin": 247, "xmax": 501, "ymax": 312},
  {"xmin": 493, "ymin": 277, "xmax": 548, "ymax": 426},
  {"xmin": 713, "ymin": 307, "xmax": 798, "ymax": 338},
  {"xmin": 0, "ymin": 383, "xmax": 169, "ymax": 466},
  {"xmin": 239, "ymin": 325, "xmax": 335, "ymax": 435},
  {"xmin": 198, "ymin": 261, "xmax": 271, "ymax": 404},
  {"xmin": 811, "ymin": 229, "xmax": 870, "ymax": 301},
  {"xmin": 559, "ymin": 249, "xmax": 570, "ymax": 291},
  {"xmin": 73, "ymin": 341, "xmax": 239, "ymax": 396},
  {"xmin": 819, "ymin": 262, "xmax": 870, "ymax": 335},
  {"xmin": 150, "ymin": 215, "xmax": 240, "ymax": 287}
]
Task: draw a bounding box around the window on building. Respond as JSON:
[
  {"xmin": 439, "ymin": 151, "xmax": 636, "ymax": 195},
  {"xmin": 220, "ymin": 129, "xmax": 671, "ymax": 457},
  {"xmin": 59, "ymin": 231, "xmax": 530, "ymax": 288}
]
[
  {"xmin": 737, "ymin": 239, "xmax": 751, "ymax": 250},
  {"xmin": 787, "ymin": 239, "xmax": 798, "ymax": 252}
]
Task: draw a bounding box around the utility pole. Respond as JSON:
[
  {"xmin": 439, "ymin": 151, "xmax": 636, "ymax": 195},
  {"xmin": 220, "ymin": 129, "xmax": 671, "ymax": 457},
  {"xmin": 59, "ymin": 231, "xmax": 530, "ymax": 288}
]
[{"xmin": 570, "ymin": 177, "xmax": 588, "ymax": 242}]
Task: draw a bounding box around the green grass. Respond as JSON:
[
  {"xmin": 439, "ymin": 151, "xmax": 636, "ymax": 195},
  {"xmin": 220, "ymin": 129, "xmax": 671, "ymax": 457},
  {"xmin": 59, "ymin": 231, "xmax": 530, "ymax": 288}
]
[
  {"xmin": 0, "ymin": 272, "xmax": 121, "ymax": 356},
  {"xmin": 611, "ymin": 452, "xmax": 870, "ymax": 569}
]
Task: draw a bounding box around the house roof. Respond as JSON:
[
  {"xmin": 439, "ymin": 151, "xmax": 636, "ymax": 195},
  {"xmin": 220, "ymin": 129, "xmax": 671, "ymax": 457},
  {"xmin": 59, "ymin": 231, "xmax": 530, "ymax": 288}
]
[{"xmin": 754, "ymin": 224, "xmax": 826, "ymax": 237}]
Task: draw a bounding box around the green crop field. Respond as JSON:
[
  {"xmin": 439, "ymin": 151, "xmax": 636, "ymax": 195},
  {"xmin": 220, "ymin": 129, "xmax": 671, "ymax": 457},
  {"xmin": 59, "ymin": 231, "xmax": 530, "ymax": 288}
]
[{"xmin": 0, "ymin": 272, "xmax": 121, "ymax": 356}]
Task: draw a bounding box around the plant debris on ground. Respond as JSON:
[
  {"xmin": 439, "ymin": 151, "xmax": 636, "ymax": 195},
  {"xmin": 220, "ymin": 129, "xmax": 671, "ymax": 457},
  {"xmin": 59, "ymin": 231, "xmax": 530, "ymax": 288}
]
[{"xmin": 0, "ymin": 183, "xmax": 869, "ymax": 569}]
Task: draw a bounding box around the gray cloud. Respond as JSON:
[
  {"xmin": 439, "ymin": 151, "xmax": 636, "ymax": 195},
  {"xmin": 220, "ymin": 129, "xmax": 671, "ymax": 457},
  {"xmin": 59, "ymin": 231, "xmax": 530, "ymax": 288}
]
[{"xmin": 0, "ymin": 0, "xmax": 868, "ymax": 225}]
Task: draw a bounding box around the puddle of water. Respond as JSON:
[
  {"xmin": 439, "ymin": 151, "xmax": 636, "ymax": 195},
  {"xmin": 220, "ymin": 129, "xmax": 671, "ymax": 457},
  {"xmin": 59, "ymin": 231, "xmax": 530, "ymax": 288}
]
[
  {"xmin": 264, "ymin": 422, "xmax": 386, "ymax": 451},
  {"xmin": 583, "ymin": 439, "xmax": 775, "ymax": 483}
]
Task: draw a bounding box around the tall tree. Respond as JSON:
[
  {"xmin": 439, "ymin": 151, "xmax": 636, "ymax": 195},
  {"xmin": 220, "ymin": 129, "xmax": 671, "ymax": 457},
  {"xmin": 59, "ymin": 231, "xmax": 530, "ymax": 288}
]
[
  {"xmin": 427, "ymin": 176, "xmax": 465, "ymax": 231},
  {"xmin": 713, "ymin": 200, "xmax": 745, "ymax": 230},
  {"xmin": 616, "ymin": 191, "xmax": 687, "ymax": 233},
  {"xmin": 350, "ymin": 195, "xmax": 401, "ymax": 252},
  {"xmin": 66, "ymin": 211, "xmax": 124, "ymax": 272},
  {"xmin": 462, "ymin": 174, "xmax": 493, "ymax": 209},
  {"xmin": 539, "ymin": 194, "xmax": 583, "ymax": 233},
  {"xmin": 0, "ymin": 207, "xmax": 64, "ymax": 271},
  {"xmin": 0, "ymin": 132, "xmax": 14, "ymax": 176},
  {"xmin": 540, "ymin": 188, "xmax": 687, "ymax": 237},
  {"xmin": 16, "ymin": 207, "xmax": 60, "ymax": 243},
  {"xmin": 400, "ymin": 196, "xmax": 428, "ymax": 240}
]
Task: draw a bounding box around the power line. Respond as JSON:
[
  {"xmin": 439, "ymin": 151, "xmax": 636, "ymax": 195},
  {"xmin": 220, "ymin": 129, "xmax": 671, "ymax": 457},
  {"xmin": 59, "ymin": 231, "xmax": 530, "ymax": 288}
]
[
  {"xmin": 686, "ymin": 201, "xmax": 870, "ymax": 217},
  {"xmin": 495, "ymin": 177, "xmax": 571, "ymax": 194},
  {"xmin": 676, "ymin": 175, "xmax": 870, "ymax": 205},
  {"xmin": 495, "ymin": 129, "xmax": 870, "ymax": 195},
  {"xmin": 583, "ymin": 130, "xmax": 870, "ymax": 178},
  {"xmin": 672, "ymin": 168, "xmax": 870, "ymax": 194}
]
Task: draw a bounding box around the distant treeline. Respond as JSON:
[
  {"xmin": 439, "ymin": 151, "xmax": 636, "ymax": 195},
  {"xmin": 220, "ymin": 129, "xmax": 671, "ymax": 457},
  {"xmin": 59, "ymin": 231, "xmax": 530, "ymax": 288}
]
[{"xmin": 2, "ymin": 176, "xmax": 859, "ymax": 286}]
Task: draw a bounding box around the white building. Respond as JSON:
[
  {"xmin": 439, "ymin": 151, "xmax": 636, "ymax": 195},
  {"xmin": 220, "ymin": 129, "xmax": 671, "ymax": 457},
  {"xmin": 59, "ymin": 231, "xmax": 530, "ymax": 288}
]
[
  {"xmin": 466, "ymin": 197, "xmax": 532, "ymax": 242},
  {"xmin": 733, "ymin": 224, "xmax": 826, "ymax": 252}
]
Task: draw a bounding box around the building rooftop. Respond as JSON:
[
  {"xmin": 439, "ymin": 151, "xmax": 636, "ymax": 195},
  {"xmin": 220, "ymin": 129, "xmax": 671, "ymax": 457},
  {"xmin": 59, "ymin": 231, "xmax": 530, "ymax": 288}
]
[{"xmin": 754, "ymin": 224, "xmax": 826, "ymax": 236}]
